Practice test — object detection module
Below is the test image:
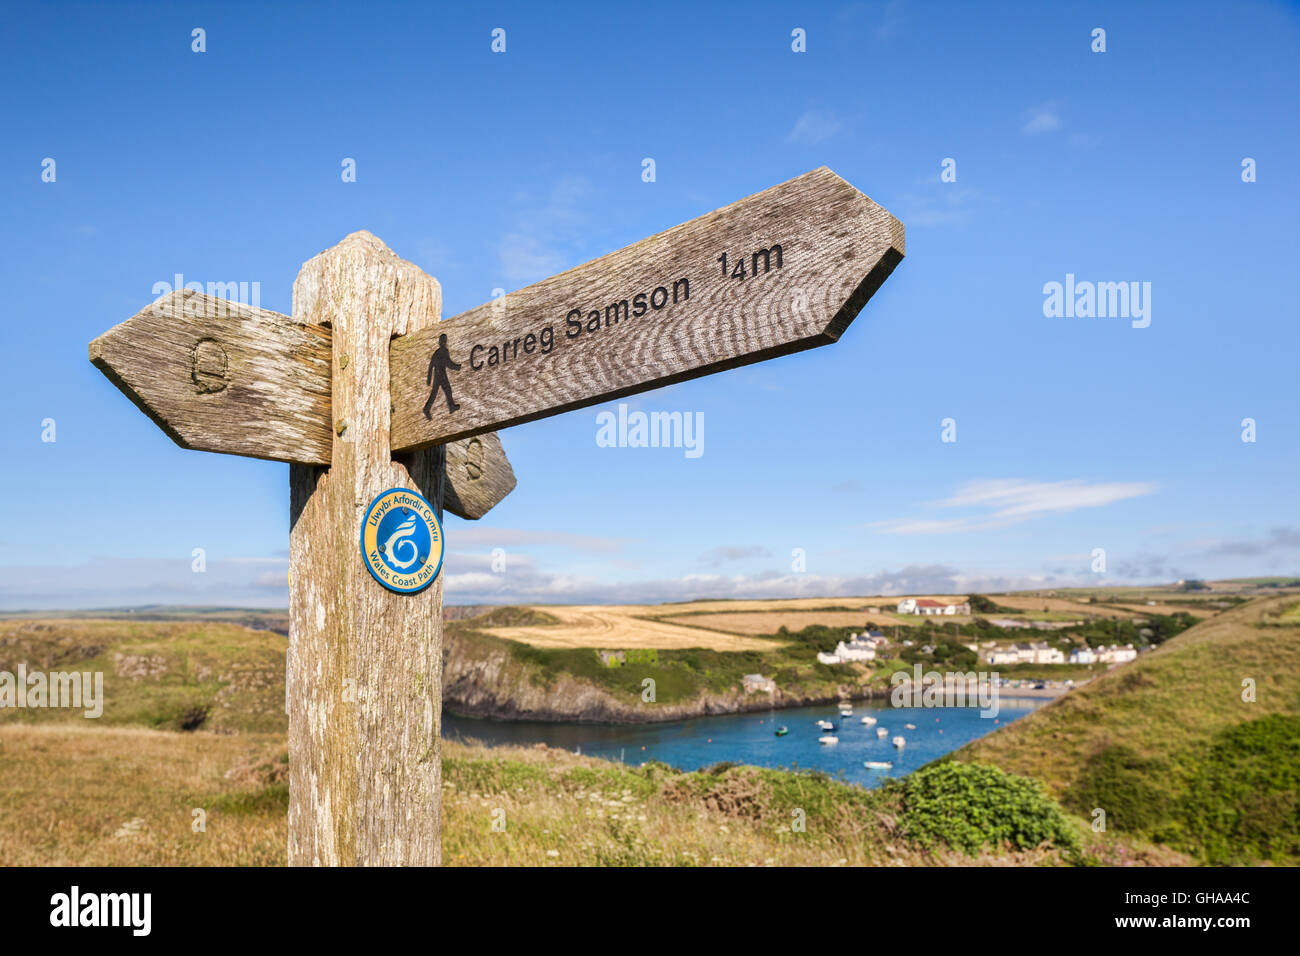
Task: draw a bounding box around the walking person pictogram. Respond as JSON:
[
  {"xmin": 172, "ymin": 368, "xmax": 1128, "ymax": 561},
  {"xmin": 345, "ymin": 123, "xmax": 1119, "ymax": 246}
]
[{"xmin": 424, "ymin": 333, "xmax": 461, "ymax": 417}]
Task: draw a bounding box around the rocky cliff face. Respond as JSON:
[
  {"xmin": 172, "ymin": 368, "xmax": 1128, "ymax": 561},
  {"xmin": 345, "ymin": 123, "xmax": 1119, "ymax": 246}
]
[{"xmin": 441, "ymin": 630, "xmax": 882, "ymax": 724}]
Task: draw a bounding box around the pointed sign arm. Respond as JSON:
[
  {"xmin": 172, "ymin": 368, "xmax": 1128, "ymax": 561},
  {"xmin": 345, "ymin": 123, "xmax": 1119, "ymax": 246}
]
[
  {"xmin": 389, "ymin": 166, "xmax": 904, "ymax": 451},
  {"xmin": 88, "ymin": 290, "xmax": 514, "ymax": 519}
]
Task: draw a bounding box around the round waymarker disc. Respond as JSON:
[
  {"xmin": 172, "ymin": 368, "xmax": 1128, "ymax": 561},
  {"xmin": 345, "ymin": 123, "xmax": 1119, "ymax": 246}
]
[{"xmin": 360, "ymin": 488, "xmax": 444, "ymax": 594}]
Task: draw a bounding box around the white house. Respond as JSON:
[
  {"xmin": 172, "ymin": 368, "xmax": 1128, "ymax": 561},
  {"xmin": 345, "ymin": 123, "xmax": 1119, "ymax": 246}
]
[
  {"xmin": 835, "ymin": 639, "xmax": 876, "ymax": 662},
  {"xmin": 1096, "ymin": 644, "xmax": 1137, "ymax": 664},
  {"xmin": 985, "ymin": 647, "xmax": 1021, "ymax": 666},
  {"xmin": 1033, "ymin": 644, "xmax": 1065, "ymax": 665},
  {"xmin": 898, "ymin": 598, "xmax": 971, "ymax": 616},
  {"xmin": 816, "ymin": 651, "xmax": 843, "ymax": 666},
  {"xmin": 741, "ymin": 673, "xmax": 776, "ymax": 694},
  {"xmin": 1068, "ymin": 646, "xmax": 1097, "ymax": 664},
  {"xmin": 986, "ymin": 642, "xmax": 1064, "ymax": 665}
]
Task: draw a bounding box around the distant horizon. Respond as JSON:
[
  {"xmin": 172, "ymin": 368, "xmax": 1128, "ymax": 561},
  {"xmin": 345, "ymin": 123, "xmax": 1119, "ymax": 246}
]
[{"xmin": 2, "ymin": 573, "xmax": 1295, "ymax": 616}]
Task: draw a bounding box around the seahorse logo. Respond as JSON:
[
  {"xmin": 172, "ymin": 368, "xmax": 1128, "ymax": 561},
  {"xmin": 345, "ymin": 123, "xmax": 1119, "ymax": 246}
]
[
  {"xmin": 361, "ymin": 488, "xmax": 443, "ymax": 595},
  {"xmin": 381, "ymin": 514, "xmax": 420, "ymax": 569}
]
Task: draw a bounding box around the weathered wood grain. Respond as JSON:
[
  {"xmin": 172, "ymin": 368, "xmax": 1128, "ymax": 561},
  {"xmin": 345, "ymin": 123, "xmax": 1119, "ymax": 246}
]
[
  {"xmin": 88, "ymin": 290, "xmax": 332, "ymax": 464},
  {"xmin": 88, "ymin": 289, "xmax": 514, "ymax": 519},
  {"xmin": 442, "ymin": 432, "xmax": 516, "ymax": 519},
  {"xmin": 390, "ymin": 166, "xmax": 904, "ymax": 450},
  {"xmin": 288, "ymin": 231, "xmax": 444, "ymax": 866}
]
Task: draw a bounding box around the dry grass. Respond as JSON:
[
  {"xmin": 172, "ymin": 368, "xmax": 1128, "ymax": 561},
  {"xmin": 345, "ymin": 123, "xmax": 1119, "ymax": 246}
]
[
  {"xmin": 989, "ymin": 595, "xmax": 1139, "ymax": 619},
  {"xmin": 0, "ymin": 724, "xmax": 286, "ymax": 866},
  {"xmin": 477, "ymin": 605, "xmax": 778, "ymax": 650},
  {"xmin": 1104, "ymin": 602, "xmax": 1215, "ymax": 618},
  {"xmin": 0, "ymin": 726, "xmax": 1176, "ymax": 867},
  {"xmin": 658, "ymin": 610, "xmax": 912, "ymax": 635}
]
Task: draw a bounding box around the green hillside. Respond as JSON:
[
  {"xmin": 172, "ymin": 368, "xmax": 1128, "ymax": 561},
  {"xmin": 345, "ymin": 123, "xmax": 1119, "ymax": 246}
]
[
  {"xmin": 954, "ymin": 595, "xmax": 1300, "ymax": 864},
  {"xmin": 0, "ymin": 618, "xmax": 287, "ymax": 734}
]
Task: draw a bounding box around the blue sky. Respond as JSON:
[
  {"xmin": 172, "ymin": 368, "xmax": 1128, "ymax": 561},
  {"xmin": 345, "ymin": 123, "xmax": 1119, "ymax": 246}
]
[{"xmin": 2, "ymin": 0, "xmax": 1298, "ymax": 609}]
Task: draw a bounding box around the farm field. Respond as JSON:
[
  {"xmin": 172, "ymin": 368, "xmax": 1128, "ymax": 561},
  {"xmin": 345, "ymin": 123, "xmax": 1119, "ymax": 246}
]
[
  {"xmin": 656, "ymin": 610, "xmax": 911, "ymax": 636},
  {"xmin": 475, "ymin": 604, "xmax": 779, "ymax": 651},
  {"xmin": 986, "ymin": 595, "xmax": 1138, "ymax": 619}
]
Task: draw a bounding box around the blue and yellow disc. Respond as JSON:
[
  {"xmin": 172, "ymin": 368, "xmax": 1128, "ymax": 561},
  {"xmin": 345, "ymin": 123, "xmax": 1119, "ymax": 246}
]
[{"xmin": 360, "ymin": 487, "xmax": 443, "ymax": 594}]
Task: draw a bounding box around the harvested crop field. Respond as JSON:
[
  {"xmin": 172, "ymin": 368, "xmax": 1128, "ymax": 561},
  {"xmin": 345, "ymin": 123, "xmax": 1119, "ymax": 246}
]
[
  {"xmin": 657, "ymin": 610, "xmax": 909, "ymax": 635},
  {"xmin": 989, "ymin": 595, "xmax": 1139, "ymax": 619},
  {"xmin": 475, "ymin": 605, "xmax": 778, "ymax": 651}
]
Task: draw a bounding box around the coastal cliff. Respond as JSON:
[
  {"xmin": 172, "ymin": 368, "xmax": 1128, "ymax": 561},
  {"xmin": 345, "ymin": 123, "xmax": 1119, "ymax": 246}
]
[{"xmin": 441, "ymin": 623, "xmax": 880, "ymax": 723}]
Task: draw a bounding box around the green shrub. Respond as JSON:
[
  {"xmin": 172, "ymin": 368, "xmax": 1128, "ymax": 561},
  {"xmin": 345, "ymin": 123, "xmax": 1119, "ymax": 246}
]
[{"xmin": 900, "ymin": 762, "xmax": 1077, "ymax": 854}]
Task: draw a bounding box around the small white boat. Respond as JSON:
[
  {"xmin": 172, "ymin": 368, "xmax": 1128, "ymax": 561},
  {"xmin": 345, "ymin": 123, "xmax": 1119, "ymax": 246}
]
[
  {"xmin": 876, "ymin": 728, "xmax": 888, "ymax": 738},
  {"xmin": 818, "ymin": 734, "xmax": 839, "ymax": 745},
  {"xmin": 863, "ymin": 761, "xmax": 893, "ymax": 770},
  {"xmin": 816, "ymin": 719, "xmax": 835, "ymax": 730},
  {"xmin": 892, "ymin": 736, "xmax": 906, "ymax": 748},
  {"xmin": 839, "ymin": 705, "xmax": 853, "ymax": 715},
  {"xmin": 860, "ymin": 716, "xmax": 877, "ymax": 726},
  {"xmin": 904, "ymin": 723, "xmax": 916, "ymax": 730}
]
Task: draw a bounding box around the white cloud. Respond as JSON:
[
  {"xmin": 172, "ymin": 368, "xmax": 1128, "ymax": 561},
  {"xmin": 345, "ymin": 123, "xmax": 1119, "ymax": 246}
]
[
  {"xmin": 448, "ymin": 526, "xmax": 633, "ymax": 554},
  {"xmin": 872, "ymin": 478, "xmax": 1158, "ymax": 535},
  {"xmin": 0, "ymin": 555, "xmax": 288, "ymax": 611},
  {"xmin": 1021, "ymin": 103, "xmax": 1063, "ymax": 134},
  {"xmin": 787, "ymin": 109, "xmax": 845, "ymax": 145},
  {"xmin": 496, "ymin": 176, "xmax": 594, "ymax": 284}
]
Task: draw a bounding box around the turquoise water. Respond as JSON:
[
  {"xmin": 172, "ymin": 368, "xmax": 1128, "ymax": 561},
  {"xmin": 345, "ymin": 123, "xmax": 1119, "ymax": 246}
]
[{"xmin": 444, "ymin": 697, "xmax": 1046, "ymax": 788}]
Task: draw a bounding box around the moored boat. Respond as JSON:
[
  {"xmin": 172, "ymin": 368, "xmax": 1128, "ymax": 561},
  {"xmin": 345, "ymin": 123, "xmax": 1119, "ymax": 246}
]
[
  {"xmin": 876, "ymin": 727, "xmax": 888, "ymax": 738},
  {"xmin": 818, "ymin": 734, "xmax": 839, "ymax": 745},
  {"xmin": 892, "ymin": 735, "xmax": 906, "ymax": 748},
  {"xmin": 774, "ymin": 725, "xmax": 789, "ymax": 737},
  {"xmin": 860, "ymin": 715, "xmax": 877, "ymax": 726},
  {"xmin": 863, "ymin": 761, "xmax": 893, "ymax": 770}
]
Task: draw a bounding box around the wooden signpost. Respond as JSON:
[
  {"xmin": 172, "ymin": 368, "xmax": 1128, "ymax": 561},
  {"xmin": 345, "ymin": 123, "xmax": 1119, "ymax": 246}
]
[{"xmin": 88, "ymin": 166, "xmax": 904, "ymax": 866}]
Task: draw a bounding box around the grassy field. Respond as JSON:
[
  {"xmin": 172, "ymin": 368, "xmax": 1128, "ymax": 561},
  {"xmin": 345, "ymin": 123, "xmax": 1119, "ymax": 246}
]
[
  {"xmin": 0, "ymin": 618, "xmax": 287, "ymax": 734},
  {"xmin": 955, "ymin": 594, "xmax": 1300, "ymax": 864},
  {"xmin": 2, "ymin": 585, "xmax": 1291, "ymax": 866},
  {"xmin": 0, "ymin": 724, "xmax": 287, "ymax": 866},
  {"xmin": 1, "ymin": 723, "xmax": 1182, "ymax": 867}
]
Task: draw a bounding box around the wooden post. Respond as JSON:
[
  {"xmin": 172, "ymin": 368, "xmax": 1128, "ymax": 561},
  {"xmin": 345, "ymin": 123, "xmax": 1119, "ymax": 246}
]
[
  {"xmin": 287, "ymin": 231, "xmax": 445, "ymax": 866},
  {"xmin": 87, "ymin": 167, "xmax": 905, "ymax": 868}
]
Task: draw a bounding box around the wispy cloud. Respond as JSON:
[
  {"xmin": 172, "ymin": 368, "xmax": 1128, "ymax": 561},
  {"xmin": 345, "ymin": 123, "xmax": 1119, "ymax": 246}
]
[
  {"xmin": 876, "ymin": 0, "xmax": 906, "ymax": 39},
  {"xmin": 697, "ymin": 545, "xmax": 772, "ymax": 567},
  {"xmin": 448, "ymin": 525, "xmax": 633, "ymax": 554},
  {"xmin": 899, "ymin": 186, "xmax": 981, "ymax": 227},
  {"xmin": 496, "ymin": 175, "xmax": 594, "ymax": 284},
  {"xmin": 872, "ymin": 478, "xmax": 1158, "ymax": 535},
  {"xmin": 1021, "ymin": 103, "xmax": 1063, "ymax": 135},
  {"xmin": 787, "ymin": 109, "xmax": 845, "ymax": 145},
  {"xmin": 1199, "ymin": 527, "xmax": 1300, "ymax": 557}
]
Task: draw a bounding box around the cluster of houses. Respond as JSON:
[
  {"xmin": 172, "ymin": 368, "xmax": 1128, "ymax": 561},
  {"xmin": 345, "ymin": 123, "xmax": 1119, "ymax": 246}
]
[
  {"xmin": 982, "ymin": 642, "xmax": 1138, "ymax": 666},
  {"xmin": 816, "ymin": 630, "xmax": 886, "ymax": 666}
]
